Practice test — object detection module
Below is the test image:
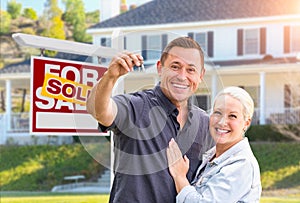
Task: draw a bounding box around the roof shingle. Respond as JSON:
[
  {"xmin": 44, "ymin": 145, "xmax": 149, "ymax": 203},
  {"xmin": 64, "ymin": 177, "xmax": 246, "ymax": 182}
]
[{"xmin": 90, "ymin": 0, "xmax": 300, "ymax": 29}]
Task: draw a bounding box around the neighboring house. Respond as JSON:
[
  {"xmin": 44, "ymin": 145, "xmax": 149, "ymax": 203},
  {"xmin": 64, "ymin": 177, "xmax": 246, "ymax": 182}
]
[{"xmin": 87, "ymin": 0, "xmax": 300, "ymax": 125}]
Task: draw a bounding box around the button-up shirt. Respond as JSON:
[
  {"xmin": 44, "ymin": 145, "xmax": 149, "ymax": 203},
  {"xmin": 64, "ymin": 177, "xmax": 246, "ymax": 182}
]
[
  {"xmin": 177, "ymin": 138, "xmax": 262, "ymax": 203},
  {"xmin": 99, "ymin": 84, "xmax": 214, "ymax": 203}
]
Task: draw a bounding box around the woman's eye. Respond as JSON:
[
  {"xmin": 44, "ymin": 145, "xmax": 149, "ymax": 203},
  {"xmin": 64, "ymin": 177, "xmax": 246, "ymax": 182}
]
[
  {"xmin": 229, "ymin": 114, "xmax": 237, "ymax": 119},
  {"xmin": 213, "ymin": 111, "xmax": 221, "ymax": 115}
]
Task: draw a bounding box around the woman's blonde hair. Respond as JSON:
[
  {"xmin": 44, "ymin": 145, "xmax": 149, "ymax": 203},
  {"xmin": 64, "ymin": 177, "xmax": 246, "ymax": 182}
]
[{"xmin": 213, "ymin": 86, "xmax": 254, "ymax": 121}]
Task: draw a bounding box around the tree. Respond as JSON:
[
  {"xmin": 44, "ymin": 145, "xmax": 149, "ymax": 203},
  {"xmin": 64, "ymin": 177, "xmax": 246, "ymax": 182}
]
[
  {"xmin": 7, "ymin": 0, "xmax": 22, "ymax": 19},
  {"xmin": 23, "ymin": 8, "xmax": 38, "ymax": 20},
  {"xmin": 62, "ymin": 0, "xmax": 91, "ymax": 42},
  {"xmin": 86, "ymin": 10, "xmax": 100, "ymax": 25},
  {"xmin": 40, "ymin": 0, "xmax": 66, "ymax": 56},
  {"xmin": 0, "ymin": 11, "xmax": 12, "ymax": 35}
]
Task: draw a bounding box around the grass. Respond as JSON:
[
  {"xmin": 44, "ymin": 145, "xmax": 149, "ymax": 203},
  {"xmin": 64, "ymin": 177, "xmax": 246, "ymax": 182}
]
[
  {"xmin": 0, "ymin": 193, "xmax": 299, "ymax": 203},
  {"xmin": 0, "ymin": 130, "xmax": 299, "ymax": 202}
]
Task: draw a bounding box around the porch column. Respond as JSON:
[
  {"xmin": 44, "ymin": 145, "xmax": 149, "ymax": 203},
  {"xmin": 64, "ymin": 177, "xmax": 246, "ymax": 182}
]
[
  {"xmin": 259, "ymin": 72, "xmax": 266, "ymax": 125},
  {"xmin": 6, "ymin": 79, "xmax": 12, "ymax": 131}
]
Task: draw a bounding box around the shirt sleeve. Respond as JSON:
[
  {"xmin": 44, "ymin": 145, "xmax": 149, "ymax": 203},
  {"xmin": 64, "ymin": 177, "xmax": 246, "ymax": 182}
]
[{"xmin": 176, "ymin": 157, "xmax": 257, "ymax": 203}]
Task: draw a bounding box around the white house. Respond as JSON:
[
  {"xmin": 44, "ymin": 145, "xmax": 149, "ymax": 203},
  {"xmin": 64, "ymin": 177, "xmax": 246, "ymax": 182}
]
[
  {"xmin": 1, "ymin": 0, "xmax": 300, "ymax": 145},
  {"xmin": 87, "ymin": 0, "xmax": 300, "ymax": 125}
]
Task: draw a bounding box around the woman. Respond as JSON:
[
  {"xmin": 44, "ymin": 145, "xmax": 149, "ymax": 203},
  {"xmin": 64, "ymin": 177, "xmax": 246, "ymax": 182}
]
[{"xmin": 167, "ymin": 86, "xmax": 262, "ymax": 203}]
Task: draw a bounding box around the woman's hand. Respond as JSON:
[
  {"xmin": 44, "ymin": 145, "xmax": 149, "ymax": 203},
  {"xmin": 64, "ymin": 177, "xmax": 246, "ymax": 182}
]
[{"xmin": 166, "ymin": 138, "xmax": 190, "ymax": 193}]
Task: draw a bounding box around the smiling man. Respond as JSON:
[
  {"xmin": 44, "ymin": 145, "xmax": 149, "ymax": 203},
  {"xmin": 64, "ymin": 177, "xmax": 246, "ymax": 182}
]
[{"xmin": 86, "ymin": 36, "xmax": 214, "ymax": 203}]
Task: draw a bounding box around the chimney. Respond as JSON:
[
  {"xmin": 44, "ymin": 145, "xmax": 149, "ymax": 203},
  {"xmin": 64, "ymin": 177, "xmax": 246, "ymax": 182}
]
[{"xmin": 100, "ymin": 0, "xmax": 121, "ymax": 21}]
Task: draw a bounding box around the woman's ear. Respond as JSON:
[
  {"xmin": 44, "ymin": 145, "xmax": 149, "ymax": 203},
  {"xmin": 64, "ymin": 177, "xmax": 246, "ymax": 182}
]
[{"xmin": 244, "ymin": 118, "xmax": 251, "ymax": 132}]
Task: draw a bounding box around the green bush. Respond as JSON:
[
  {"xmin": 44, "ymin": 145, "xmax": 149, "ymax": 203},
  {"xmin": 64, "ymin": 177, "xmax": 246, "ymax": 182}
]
[{"xmin": 246, "ymin": 124, "xmax": 298, "ymax": 142}]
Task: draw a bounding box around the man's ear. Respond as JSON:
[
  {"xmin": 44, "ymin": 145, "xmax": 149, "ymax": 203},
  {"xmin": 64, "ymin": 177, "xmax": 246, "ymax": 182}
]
[
  {"xmin": 157, "ymin": 61, "xmax": 162, "ymax": 76},
  {"xmin": 199, "ymin": 68, "xmax": 206, "ymax": 81}
]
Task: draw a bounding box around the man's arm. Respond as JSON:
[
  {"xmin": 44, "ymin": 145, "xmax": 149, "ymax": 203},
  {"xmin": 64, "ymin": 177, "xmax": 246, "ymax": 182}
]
[{"xmin": 86, "ymin": 52, "xmax": 143, "ymax": 127}]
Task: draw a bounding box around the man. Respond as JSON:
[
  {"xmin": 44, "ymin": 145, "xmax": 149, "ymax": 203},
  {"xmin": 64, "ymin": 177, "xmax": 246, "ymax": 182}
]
[{"xmin": 86, "ymin": 37, "xmax": 214, "ymax": 203}]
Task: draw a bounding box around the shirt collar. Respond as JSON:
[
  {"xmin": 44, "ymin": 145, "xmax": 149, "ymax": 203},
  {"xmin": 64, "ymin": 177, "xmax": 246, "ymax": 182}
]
[
  {"xmin": 204, "ymin": 137, "xmax": 250, "ymax": 165},
  {"xmin": 154, "ymin": 83, "xmax": 178, "ymax": 116}
]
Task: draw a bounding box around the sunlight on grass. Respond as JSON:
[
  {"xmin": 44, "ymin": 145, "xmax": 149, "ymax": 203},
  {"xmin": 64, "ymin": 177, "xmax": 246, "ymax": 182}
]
[
  {"xmin": 0, "ymin": 159, "xmax": 43, "ymax": 186},
  {"xmin": 260, "ymin": 197, "xmax": 300, "ymax": 203},
  {"xmin": 1, "ymin": 195, "xmax": 109, "ymax": 203},
  {"xmin": 1, "ymin": 195, "xmax": 300, "ymax": 203},
  {"xmin": 261, "ymin": 165, "xmax": 300, "ymax": 189}
]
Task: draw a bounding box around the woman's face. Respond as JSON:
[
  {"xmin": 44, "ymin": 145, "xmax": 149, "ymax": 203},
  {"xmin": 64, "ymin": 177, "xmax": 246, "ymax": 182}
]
[{"xmin": 209, "ymin": 94, "xmax": 250, "ymax": 148}]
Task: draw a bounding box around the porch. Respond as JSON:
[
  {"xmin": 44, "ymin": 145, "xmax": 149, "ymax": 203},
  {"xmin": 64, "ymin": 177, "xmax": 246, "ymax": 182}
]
[{"xmin": 1, "ymin": 107, "xmax": 299, "ymax": 145}]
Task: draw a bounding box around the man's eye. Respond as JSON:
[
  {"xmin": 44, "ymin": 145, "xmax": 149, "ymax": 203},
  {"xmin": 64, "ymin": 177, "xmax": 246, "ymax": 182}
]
[
  {"xmin": 187, "ymin": 68, "xmax": 196, "ymax": 73},
  {"xmin": 170, "ymin": 65, "xmax": 180, "ymax": 70}
]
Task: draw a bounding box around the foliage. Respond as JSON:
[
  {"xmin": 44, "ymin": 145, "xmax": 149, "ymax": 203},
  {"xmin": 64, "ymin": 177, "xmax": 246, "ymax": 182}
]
[
  {"xmin": 62, "ymin": 0, "xmax": 91, "ymax": 42},
  {"xmin": 86, "ymin": 10, "xmax": 100, "ymax": 25},
  {"xmin": 7, "ymin": 0, "xmax": 22, "ymax": 19},
  {"xmin": 22, "ymin": 8, "xmax": 38, "ymax": 21},
  {"xmin": 39, "ymin": 0, "xmax": 66, "ymax": 57},
  {"xmin": 246, "ymin": 124, "xmax": 297, "ymax": 142},
  {"xmin": 0, "ymin": 11, "xmax": 12, "ymax": 35}
]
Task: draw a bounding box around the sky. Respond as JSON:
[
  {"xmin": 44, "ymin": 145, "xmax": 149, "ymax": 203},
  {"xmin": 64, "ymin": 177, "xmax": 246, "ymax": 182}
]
[{"xmin": 0, "ymin": 0, "xmax": 152, "ymax": 15}]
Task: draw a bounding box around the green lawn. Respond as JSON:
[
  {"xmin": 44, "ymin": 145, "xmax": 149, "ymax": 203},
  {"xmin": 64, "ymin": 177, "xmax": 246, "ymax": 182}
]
[{"xmin": 1, "ymin": 193, "xmax": 299, "ymax": 203}]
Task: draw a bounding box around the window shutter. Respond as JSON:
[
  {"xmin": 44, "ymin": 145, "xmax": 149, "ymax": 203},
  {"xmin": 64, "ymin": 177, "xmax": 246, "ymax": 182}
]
[
  {"xmin": 207, "ymin": 31, "xmax": 214, "ymax": 57},
  {"xmin": 142, "ymin": 35, "xmax": 147, "ymax": 61},
  {"xmin": 237, "ymin": 29, "xmax": 243, "ymax": 56},
  {"xmin": 260, "ymin": 27, "xmax": 266, "ymax": 55},
  {"xmin": 188, "ymin": 32, "xmax": 194, "ymax": 39},
  {"xmin": 124, "ymin": 36, "xmax": 127, "ymax": 50},
  {"xmin": 284, "ymin": 26, "xmax": 290, "ymax": 53}
]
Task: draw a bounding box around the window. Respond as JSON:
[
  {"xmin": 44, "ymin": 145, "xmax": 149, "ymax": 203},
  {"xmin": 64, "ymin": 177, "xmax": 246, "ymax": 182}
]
[
  {"xmin": 194, "ymin": 95, "xmax": 210, "ymax": 111},
  {"xmin": 237, "ymin": 28, "xmax": 266, "ymax": 56},
  {"xmin": 100, "ymin": 37, "xmax": 112, "ymax": 64},
  {"xmin": 244, "ymin": 29, "xmax": 259, "ymax": 55},
  {"xmin": 147, "ymin": 35, "xmax": 161, "ymax": 61},
  {"xmin": 141, "ymin": 34, "xmax": 168, "ymax": 61},
  {"xmin": 291, "ymin": 26, "xmax": 300, "ymax": 52},
  {"xmin": 284, "ymin": 84, "xmax": 300, "ymax": 108},
  {"xmin": 195, "ymin": 33, "xmax": 207, "ymax": 53},
  {"xmin": 188, "ymin": 32, "xmax": 214, "ymax": 57}
]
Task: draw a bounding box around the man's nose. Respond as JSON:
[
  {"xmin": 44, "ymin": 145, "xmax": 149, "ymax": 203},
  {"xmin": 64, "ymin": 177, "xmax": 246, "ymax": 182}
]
[{"xmin": 177, "ymin": 68, "xmax": 188, "ymax": 80}]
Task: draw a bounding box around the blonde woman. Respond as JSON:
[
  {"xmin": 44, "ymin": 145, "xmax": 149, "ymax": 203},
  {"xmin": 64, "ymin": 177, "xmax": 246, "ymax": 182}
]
[{"xmin": 167, "ymin": 86, "xmax": 262, "ymax": 203}]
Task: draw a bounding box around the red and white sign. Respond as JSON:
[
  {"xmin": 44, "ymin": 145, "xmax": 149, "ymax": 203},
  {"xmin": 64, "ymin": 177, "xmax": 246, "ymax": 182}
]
[{"xmin": 30, "ymin": 56, "xmax": 108, "ymax": 135}]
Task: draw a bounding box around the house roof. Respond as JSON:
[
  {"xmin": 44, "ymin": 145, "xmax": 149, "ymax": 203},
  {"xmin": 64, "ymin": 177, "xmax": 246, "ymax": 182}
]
[
  {"xmin": 90, "ymin": 0, "xmax": 300, "ymax": 29},
  {"xmin": 0, "ymin": 53, "xmax": 90, "ymax": 74}
]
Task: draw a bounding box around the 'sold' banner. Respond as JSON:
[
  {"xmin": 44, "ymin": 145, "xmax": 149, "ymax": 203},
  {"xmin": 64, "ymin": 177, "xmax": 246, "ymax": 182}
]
[{"xmin": 31, "ymin": 56, "xmax": 107, "ymax": 135}]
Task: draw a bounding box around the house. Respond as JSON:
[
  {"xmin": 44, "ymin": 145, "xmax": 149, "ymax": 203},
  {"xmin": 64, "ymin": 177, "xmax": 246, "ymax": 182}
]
[{"xmin": 87, "ymin": 0, "xmax": 300, "ymax": 125}]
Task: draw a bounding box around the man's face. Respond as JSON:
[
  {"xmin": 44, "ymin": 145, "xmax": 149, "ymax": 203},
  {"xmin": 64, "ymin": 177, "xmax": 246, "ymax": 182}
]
[{"xmin": 157, "ymin": 47, "xmax": 204, "ymax": 105}]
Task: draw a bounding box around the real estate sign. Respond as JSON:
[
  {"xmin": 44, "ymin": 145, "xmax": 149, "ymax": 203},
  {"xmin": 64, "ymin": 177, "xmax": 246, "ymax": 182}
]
[{"xmin": 30, "ymin": 56, "xmax": 108, "ymax": 135}]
